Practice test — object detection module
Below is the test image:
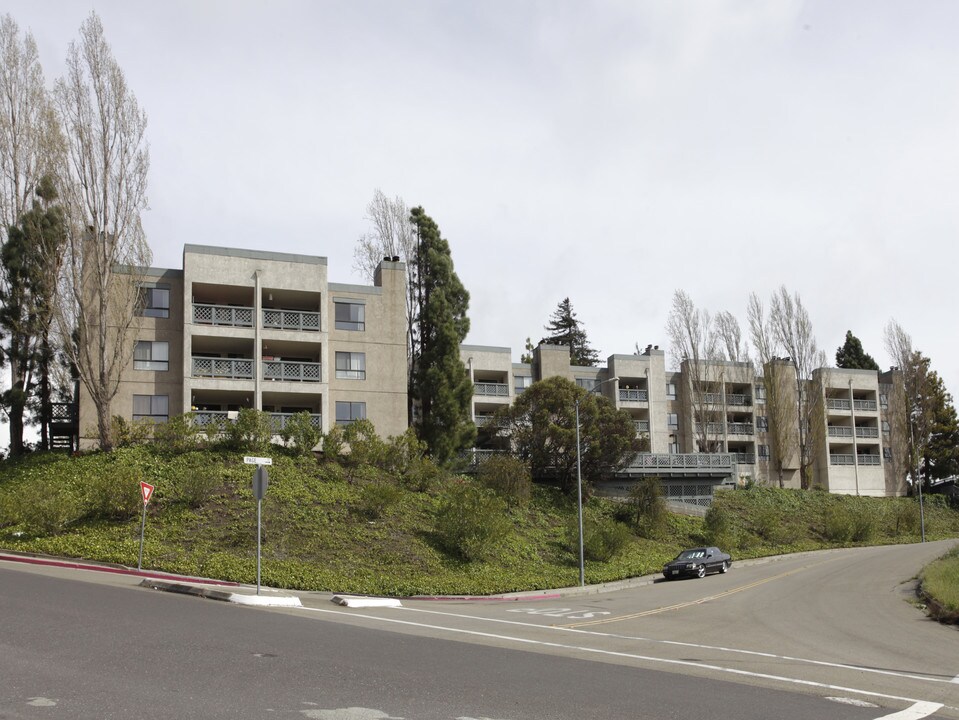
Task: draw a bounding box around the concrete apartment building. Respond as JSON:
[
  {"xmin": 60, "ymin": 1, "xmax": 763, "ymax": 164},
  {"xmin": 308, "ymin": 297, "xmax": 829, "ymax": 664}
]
[
  {"xmin": 78, "ymin": 245, "xmax": 408, "ymax": 446},
  {"xmin": 461, "ymin": 342, "xmax": 907, "ymax": 498}
]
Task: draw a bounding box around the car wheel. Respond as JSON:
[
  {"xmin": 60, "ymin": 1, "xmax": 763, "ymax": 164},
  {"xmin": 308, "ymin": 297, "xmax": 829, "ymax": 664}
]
[
  {"xmin": 696, "ymin": 566, "xmax": 706, "ymax": 578},
  {"xmin": 720, "ymin": 561, "xmax": 729, "ymax": 573}
]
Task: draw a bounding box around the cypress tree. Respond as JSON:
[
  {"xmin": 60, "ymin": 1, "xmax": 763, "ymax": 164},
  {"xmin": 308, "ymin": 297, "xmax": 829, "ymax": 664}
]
[
  {"xmin": 409, "ymin": 207, "xmax": 475, "ymax": 463},
  {"xmin": 541, "ymin": 297, "xmax": 600, "ymax": 366}
]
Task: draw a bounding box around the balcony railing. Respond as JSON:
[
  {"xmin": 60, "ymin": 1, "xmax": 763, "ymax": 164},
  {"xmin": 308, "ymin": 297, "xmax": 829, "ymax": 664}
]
[
  {"xmin": 828, "ymin": 426, "xmax": 853, "ymax": 438},
  {"xmin": 726, "ymin": 394, "xmax": 750, "ymax": 407},
  {"xmin": 474, "ymin": 415, "xmax": 508, "ymax": 428},
  {"xmin": 857, "ymin": 454, "xmax": 881, "ymax": 466},
  {"xmin": 827, "ymin": 398, "xmax": 851, "ymax": 411},
  {"xmin": 732, "ymin": 452, "xmax": 755, "ymax": 464},
  {"xmin": 697, "ymin": 422, "xmax": 725, "ymax": 435},
  {"xmin": 854, "ymin": 399, "xmax": 878, "ymax": 412},
  {"xmin": 620, "ymin": 389, "xmax": 648, "ymax": 402},
  {"xmin": 830, "ymin": 453, "xmax": 855, "ymax": 466},
  {"xmin": 50, "ymin": 402, "xmax": 76, "ymax": 423},
  {"xmin": 270, "ymin": 412, "xmax": 322, "ymax": 431},
  {"xmin": 263, "ymin": 309, "xmax": 320, "ymax": 332},
  {"xmin": 727, "ymin": 423, "xmax": 754, "ymax": 435},
  {"xmin": 474, "ymin": 382, "xmax": 509, "ymax": 397},
  {"xmin": 192, "ymin": 357, "xmax": 254, "ymax": 379},
  {"xmin": 630, "ymin": 453, "xmax": 733, "ymax": 469},
  {"xmin": 856, "ymin": 426, "xmax": 879, "ymax": 439},
  {"xmin": 263, "ymin": 360, "xmax": 321, "ymax": 382},
  {"xmin": 634, "ymin": 420, "xmax": 650, "ymax": 432},
  {"xmin": 193, "ymin": 303, "xmax": 254, "ymax": 327},
  {"xmin": 704, "ymin": 393, "xmax": 723, "ymax": 404}
]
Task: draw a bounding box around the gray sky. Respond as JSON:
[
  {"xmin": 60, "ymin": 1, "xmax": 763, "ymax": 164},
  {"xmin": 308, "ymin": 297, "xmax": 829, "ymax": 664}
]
[{"xmin": 8, "ymin": 1, "xmax": 959, "ymax": 397}]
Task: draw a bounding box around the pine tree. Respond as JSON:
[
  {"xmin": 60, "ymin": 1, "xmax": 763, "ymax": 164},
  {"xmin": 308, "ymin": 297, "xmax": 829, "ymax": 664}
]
[
  {"xmin": 835, "ymin": 330, "xmax": 880, "ymax": 370},
  {"xmin": 541, "ymin": 297, "xmax": 600, "ymax": 367},
  {"xmin": 409, "ymin": 206, "xmax": 476, "ymax": 463}
]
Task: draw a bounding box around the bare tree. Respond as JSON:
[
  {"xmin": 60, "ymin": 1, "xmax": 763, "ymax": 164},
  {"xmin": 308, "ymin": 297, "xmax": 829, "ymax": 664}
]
[
  {"xmin": 53, "ymin": 13, "xmax": 150, "ymax": 450},
  {"xmin": 714, "ymin": 310, "xmax": 748, "ymax": 363},
  {"xmin": 666, "ymin": 290, "xmax": 722, "ymax": 453},
  {"xmin": 768, "ymin": 286, "xmax": 826, "ymax": 489},
  {"xmin": 353, "ymin": 189, "xmax": 416, "ymax": 382},
  {"xmin": 747, "ymin": 293, "xmax": 797, "ymax": 487}
]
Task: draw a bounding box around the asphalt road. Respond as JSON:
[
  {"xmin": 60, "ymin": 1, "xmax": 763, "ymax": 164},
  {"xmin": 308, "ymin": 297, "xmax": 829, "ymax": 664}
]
[{"xmin": 2, "ymin": 540, "xmax": 958, "ymax": 719}]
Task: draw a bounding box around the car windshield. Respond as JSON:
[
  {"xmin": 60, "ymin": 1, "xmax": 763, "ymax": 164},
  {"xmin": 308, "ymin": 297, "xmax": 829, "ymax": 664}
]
[{"xmin": 677, "ymin": 549, "xmax": 707, "ymax": 560}]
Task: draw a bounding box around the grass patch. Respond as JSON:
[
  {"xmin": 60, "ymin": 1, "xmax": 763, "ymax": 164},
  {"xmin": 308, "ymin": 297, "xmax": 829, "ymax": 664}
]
[{"xmin": 920, "ymin": 547, "xmax": 959, "ymax": 616}]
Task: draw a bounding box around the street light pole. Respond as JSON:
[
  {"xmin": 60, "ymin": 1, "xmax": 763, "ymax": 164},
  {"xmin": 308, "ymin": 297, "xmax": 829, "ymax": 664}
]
[{"xmin": 576, "ymin": 376, "xmax": 619, "ymax": 587}]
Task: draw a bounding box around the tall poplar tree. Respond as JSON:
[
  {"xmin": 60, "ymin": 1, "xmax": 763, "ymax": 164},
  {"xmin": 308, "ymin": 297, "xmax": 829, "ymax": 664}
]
[{"xmin": 409, "ymin": 206, "xmax": 475, "ymax": 463}]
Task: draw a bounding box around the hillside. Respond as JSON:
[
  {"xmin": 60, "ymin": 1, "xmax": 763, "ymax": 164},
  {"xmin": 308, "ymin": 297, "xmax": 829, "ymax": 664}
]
[{"xmin": 1, "ymin": 444, "xmax": 958, "ymax": 596}]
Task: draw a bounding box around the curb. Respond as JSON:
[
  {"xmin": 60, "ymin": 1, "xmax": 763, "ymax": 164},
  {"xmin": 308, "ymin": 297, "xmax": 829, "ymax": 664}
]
[{"xmin": 140, "ymin": 579, "xmax": 302, "ymax": 607}]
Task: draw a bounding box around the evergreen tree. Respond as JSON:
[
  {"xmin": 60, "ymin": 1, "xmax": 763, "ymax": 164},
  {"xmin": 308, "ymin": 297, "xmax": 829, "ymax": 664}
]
[
  {"xmin": 540, "ymin": 297, "xmax": 600, "ymax": 367},
  {"xmin": 409, "ymin": 206, "xmax": 475, "ymax": 463},
  {"xmin": 835, "ymin": 330, "xmax": 880, "ymax": 370},
  {"xmin": 921, "ymin": 369, "xmax": 959, "ymax": 481}
]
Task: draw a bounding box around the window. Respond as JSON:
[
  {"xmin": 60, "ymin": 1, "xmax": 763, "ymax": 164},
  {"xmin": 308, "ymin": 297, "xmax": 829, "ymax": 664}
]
[
  {"xmin": 754, "ymin": 384, "xmax": 766, "ymax": 402},
  {"xmin": 756, "ymin": 416, "xmax": 768, "ymax": 431},
  {"xmin": 138, "ymin": 284, "xmax": 170, "ymax": 318},
  {"xmin": 667, "ymin": 413, "xmax": 678, "ymax": 430},
  {"xmin": 515, "ymin": 375, "xmax": 532, "ymax": 394},
  {"xmin": 335, "ymin": 401, "xmax": 366, "ymax": 425},
  {"xmin": 883, "ymin": 447, "xmax": 892, "ymax": 460},
  {"xmin": 666, "ymin": 383, "xmax": 677, "ymax": 400},
  {"xmin": 334, "ymin": 301, "xmax": 365, "ymax": 331},
  {"xmin": 882, "ymin": 420, "xmax": 891, "ymax": 434},
  {"xmin": 134, "ymin": 341, "xmax": 169, "ymax": 371},
  {"xmin": 758, "ymin": 444, "xmax": 770, "ymax": 458},
  {"xmin": 668, "ymin": 437, "xmax": 679, "ymax": 454},
  {"xmin": 335, "ymin": 352, "xmax": 366, "ymax": 380},
  {"xmin": 133, "ymin": 395, "xmax": 168, "ymax": 422}
]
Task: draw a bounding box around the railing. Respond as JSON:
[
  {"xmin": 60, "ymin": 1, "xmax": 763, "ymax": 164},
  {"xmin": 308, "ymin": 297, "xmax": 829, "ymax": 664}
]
[
  {"xmin": 727, "ymin": 423, "xmax": 754, "ymax": 435},
  {"xmin": 726, "ymin": 394, "xmax": 751, "ymax": 407},
  {"xmin": 828, "ymin": 426, "xmax": 853, "ymax": 438},
  {"xmin": 474, "ymin": 382, "xmax": 509, "ymax": 397},
  {"xmin": 474, "ymin": 415, "xmax": 507, "ymax": 428},
  {"xmin": 634, "ymin": 420, "xmax": 650, "ymax": 432},
  {"xmin": 263, "ymin": 360, "xmax": 322, "ymax": 382},
  {"xmin": 732, "ymin": 452, "xmax": 755, "ymax": 464},
  {"xmin": 193, "ymin": 410, "xmax": 230, "ymax": 427},
  {"xmin": 263, "ymin": 309, "xmax": 320, "ymax": 332},
  {"xmin": 619, "ymin": 389, "xmax": 648, "ymax": 402},
  {"xmin": 857, "ymin": 454, "xmax": 882, "ymax": 466},
  {"xmin": 270, "ymin": 412, "xmax": 322, "ymax": 431},
  {"xmin": 830, "ymin": 453, "xmax": 855, "ymax": 466},
  {"xmin": 462, "ymin": 448, "xmax": 507, "ymax": 466},
  {"xmin": 50, "ymin": 403, "xmax": 76, "ymax": 423},
  {"xmin": 704, "ymin": 393, "xmax": 723, "ymax": 404},
  {"xmin": 856, "ymin": 426, "xmax": 879, "ymax": 439},
  {"xmin": 827, "ymin": 398, "xmax": 851, "ymax": 411},
  {"xmin": 193, "ymin": 303, "xmax": 254, "ymax": 327},
  {"xmin": 629, "ymin": 453, "xmax": 734, "ymax": 470},
  {"xmin": 696, "ymin": 422, "xmax": 725, "ymax": 435},
  {"xmin": 854, "ymin": 399, "xmax": 878, "ymax": 412},
  {"xmin": 192, "ymin": 357, "xmax": 254, "ymax": 379}
]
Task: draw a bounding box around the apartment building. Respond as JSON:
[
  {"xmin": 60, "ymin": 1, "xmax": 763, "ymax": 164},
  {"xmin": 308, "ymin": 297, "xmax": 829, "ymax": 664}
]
[
  {"xmin": 460, "ymin": 342, "xmax": 905, "ymax": 497},
  {"xmin": 79, "ymin": 245, "xmax": 408, "ymax": 446}
]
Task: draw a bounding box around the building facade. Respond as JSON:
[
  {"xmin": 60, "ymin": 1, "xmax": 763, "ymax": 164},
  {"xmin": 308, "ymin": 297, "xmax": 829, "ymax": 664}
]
[{"xmin": 78, "ymin": 245, "xmax": 408, "ymax": 447}]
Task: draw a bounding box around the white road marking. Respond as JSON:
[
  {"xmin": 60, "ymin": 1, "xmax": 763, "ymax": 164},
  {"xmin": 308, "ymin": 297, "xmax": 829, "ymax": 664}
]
[
  {"xmin": 300, "ymin": 708, "xmax": 404, "ymax": 720},
  {"xmin": 396, "ymin": 605, "xmax": 955, "ymax": 687},
  {"xmin": 827, "ymin": 697, "xmax": 879, "ymax": 708},
  {"xmin": 298, "ymin": 605, "xmax": 933, "ymax": 707},
  {"xmin": 26, "ymin": 697, "xmax": 57, "ymax": 707},
  {"xmin": 874, "ymin": 701, "xmax": 943, "ymax": 719},
  {"xmin": 952, "ymin": 675, "xmax": 959, "ymax": 684}
]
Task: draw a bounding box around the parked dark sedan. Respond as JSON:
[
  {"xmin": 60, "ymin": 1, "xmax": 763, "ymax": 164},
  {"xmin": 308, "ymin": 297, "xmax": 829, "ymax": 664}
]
[{"xmin": 662, "ymin": 547, "xmax": 732, "ymax": 579}]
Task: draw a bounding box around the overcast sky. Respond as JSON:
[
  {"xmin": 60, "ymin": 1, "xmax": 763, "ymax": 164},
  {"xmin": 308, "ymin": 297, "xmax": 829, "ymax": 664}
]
[{"xmin": 8, "ymin": 1, "xmax": 959, "ymax": 397}]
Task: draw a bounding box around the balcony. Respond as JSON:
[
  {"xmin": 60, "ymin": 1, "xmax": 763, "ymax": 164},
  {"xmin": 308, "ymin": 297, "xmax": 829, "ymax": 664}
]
[
  {"xmin": 732, "ymin": 452, "xmax": 755, "ymax": 464},
  {"xmin": 828, "ymin": 426, "xmax": 853, "ymax": 438},
  {"xmin": 697, "ymin": 422, "xmax": 725, "ymax": 435},
  {"xmin": 193, "ymin": 357, "xmax": 254, "ymax": 379},
  {"xmin": 192, "ymin": 410, "xmax": 322, "ymax": 432},
  {"xmin": 474, "ymin": 382, "xmax": 509, "ymax": 397},
  {"xmin": 830, "ymin": 453, "xmax": 855, "ymax": 466},
  {"xmin": 857, "ymin": 454, "xmax": 882, "ymax": 466},
  {"xmin": 856, "ymin": 426, "xmax": 879, "ymax": 439},
  {"xmin": 726, "ymin": 394, "xmax": 751, "ymax": 407},
  {"xmin": 270, "ymin": 412, "xmax": 322, "ymax": 431},
  {"xmin": 854, "ymin": 399, "xmax": 878, "ymax": 412},
  {"xmin": 620, "ymin": 389, "xmax": 648, "ymax": 402},
  {"xmin": 263, "ymin": 309, "xmax": 320, "ymax": 332},
  {"xmin": 193, "ymin": 303, "xmax": 254, "ymax": 327},
  {"xmin": 633, "ymin": 420, "xmax": 650, "ymax": 432},
  {"xmin": 727, "ymin": 423, "xmax": 754, "ymax": 436},
  {"xmin": 263, "ymin": 359, "xmax": 322, "ymax": 383}
]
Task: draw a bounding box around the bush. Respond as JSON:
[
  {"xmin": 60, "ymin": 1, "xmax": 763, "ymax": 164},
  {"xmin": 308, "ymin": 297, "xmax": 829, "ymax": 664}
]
[
  {"xmin": 280, "ymin": 411, "xmax": 321, "ymax": 457},
  {"xmin": 83, "ymin": 464, "xmax": 143, "ymax": 520},
  {"xmin": 435, "ymin": 481, "xmax": 511, "ymax": 561},
  {"xmin": 173, "ymin": 469, "xmax": 221, "ymax": 508},
  {"xmin": 321, "ymin": 425, "xmax": 345, "ymax": 460},
  {"xmin": 342, "ymin": 419, "xmax": 389, "ymax": 470},
  {"xmin": 888, "ymin": 499, "xmax": 920, "ymax": 537},
  {"xmin": 580, "ymin": 514, "xmax": 632, "ymax": 562},
  {"xmin": 822, "ymin": 505, "xmax": 854, "ymax": 542},
  {"xmin": 111, "ymin": 415, "xmax": 153, "ymax": 448},
  {"xmin": 222, "ymin": 408, "xmax": 274, "ymax": 453},
  {"xmin": 627, "ymin": 477, "xmax": 667, "ymax": 538},
  {"xmin": 704, "ymin": 504, "xmax": 737, "ymax": 549},
  {"xmin": 477, "ymin": 455, "xmax": 531, "ymax": 508},
  {"xmin": 14, "ymin": 481, "xmax": 84, "ymax": 534},
  {"xmin": 358, "ymin": 481, "xmax": 404, "ymax": 519},
  {"xmin": 154, "ymin": 413, "xmax": 203, "ymax": 454}
]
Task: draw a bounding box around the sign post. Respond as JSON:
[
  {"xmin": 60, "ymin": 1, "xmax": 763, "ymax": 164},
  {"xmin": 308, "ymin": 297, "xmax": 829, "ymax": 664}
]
[
  {"xmin": 138, "ymin": 481, "xmax": 155, "ymax": 571},
  {"xmin": 245, "ymin": 457, "xmax": 272, "ymax": 594}
]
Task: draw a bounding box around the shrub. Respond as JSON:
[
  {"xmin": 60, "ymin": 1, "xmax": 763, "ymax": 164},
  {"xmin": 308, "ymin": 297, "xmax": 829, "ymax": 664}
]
[
  {"xmin": 111, "ymin": 415, "xmax": 153, "ymax": 448},
  {"xmin": 173, "ymin": 469, "xmax": 221, "ymax": 508},
  {"xmin": 14, "ymin": 481, "xmax": 84, "ymax": 534},
  {"xmin": 83, "ymin": 463, "xmax": 143, "ymax": 520},
  {"xmin": 704, "ymin": 504, "xmax": 737, "ymax": 549},
  {"xmin": 154, "ymin": 413, "xmax": 203, "ymax": 454},
  {"xmin": 321, "ymin": 425, "xmax": 345, "ymax": 461},
  {"xmin": 477, "ymin": 455, "xmax": 531, "ymax": 508},
  {"xmin": 222, "ymin": 408, "xmax": 274, "ymax": 453},
  {"xmin": 627, "ymin": 477, "xmax": 667, "ymax": 538},
  {"xmin": 579, "ymin": 514, "xmax": 632, "ymax": 562},
  {"xmin": 435, "ymin": 481, "xmax": 511, "ymax": 561},
  {"xmin": 358, "ymin": 481, "xmax": 404, "ymax": 519},
  {"xmin": 342, "ymin": 419, "xmax": 388, "ymax": 469},
  {"xmin": 403, "ymin": 455, "xmax": 442, "ymax": 493},
  {"xmin": 280, "ymin": 411, "xmax": 321, "ymax": 457},
  {"xmin": 822, "ymin": 505, "xmax": 853, "ymax": 542},
  {"xmin": 888, "ymin": 499, "xmax": 920, "ymax": 537}
]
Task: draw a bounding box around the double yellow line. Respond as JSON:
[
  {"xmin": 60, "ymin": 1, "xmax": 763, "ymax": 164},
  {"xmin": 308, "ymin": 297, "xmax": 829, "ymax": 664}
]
[{"xmin": 561, "ymin": 558, "xmax": 838, "ymax": 628}]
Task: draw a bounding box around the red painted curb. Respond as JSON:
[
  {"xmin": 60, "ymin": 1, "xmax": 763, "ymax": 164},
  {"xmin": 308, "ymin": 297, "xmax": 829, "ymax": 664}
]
[
  {"xmin": 404, "ymin": 593, "xmax": 562, "ymax": 602},
  {"xmin": 0, "ymin": 553, "xmax": 240, "ymax": 587}
]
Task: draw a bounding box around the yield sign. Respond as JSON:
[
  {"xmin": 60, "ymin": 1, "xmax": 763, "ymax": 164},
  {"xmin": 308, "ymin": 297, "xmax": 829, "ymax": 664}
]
[{"xmin": 140, "ymin": 481, "xmax": 155, "ymax": 505}]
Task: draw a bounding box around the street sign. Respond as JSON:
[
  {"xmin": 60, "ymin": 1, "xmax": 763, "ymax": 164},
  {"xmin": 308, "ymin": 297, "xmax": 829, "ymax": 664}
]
[
  {"xmin": 252, "ymin": 465, "xmax": 270, "ymax": 501},
  {"xmin": 138, "ymin": 482, "xmax": 155, "ymax": 571},
  {"xmin": 140, "ymin": 481, "xmax": 155, "ymax": 505},
  {"xmin": 244, "ymin": 456, "xmax": 273, "ymax": 466}
]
